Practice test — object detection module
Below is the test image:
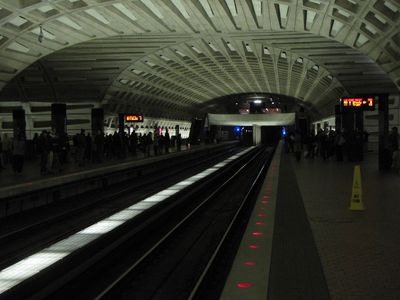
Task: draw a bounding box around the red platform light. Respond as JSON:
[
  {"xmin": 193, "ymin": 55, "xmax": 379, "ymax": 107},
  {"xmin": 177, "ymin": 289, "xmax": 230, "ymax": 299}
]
[
  {"xmin": 237, "ymin": 283, "xmax": 253, "ymax": 288},
  {"xmin": 243, "ymin": 261, "xmax": 256, "ymax": 266},
  {"xmin": 252, "ymin": 231, "xmax": 264, "ymax": 236},
  {"xmin": 261, "ymin": 201, "xmax": 268, "ymax": 204},
  {"xmin": 248, "ymin": 245, "xmax": 259, "ymax": 249},
  {"xmin": 255, "ymin": 221, "xmax": 265, "ymax": 225},
  {"xmin": 257, "ymin": 213, "xmax": 266, "ymax": 217}
]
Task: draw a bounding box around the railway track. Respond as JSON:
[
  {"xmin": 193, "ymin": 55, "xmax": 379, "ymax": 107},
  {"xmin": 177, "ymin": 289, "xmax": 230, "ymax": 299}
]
[
  {"xmin": 0, "ymin": 145, "xmax": 275, "ymax": 299},
  {"xmin": 0, "ymin": 145, "xmax": 238, "ymax": 273}
]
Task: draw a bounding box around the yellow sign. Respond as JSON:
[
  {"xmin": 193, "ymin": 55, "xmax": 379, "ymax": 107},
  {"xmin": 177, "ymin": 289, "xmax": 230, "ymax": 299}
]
[
  {"xmin": 349, "ymin": 165, "xmax": 365, "ymax": 211},
  {"xmin": 125, "ymin": 115, "xmax": 144, "ymax": 122}
]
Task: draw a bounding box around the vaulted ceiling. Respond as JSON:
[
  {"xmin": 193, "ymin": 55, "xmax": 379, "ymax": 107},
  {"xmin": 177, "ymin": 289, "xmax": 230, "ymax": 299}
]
[{"xmin": 0, "ymin": 0, "xmax": 399, "ymax": 120}]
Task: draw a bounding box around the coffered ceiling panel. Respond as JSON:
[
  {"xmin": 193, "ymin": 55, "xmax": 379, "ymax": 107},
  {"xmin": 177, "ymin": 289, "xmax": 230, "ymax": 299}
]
[{"xmin": 0, "ymin": 0, "xmax": 399, "ymax": 119}]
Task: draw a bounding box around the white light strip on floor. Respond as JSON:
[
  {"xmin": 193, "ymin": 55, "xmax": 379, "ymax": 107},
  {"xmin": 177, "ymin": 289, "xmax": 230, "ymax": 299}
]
[{"xmin": 0, "ymin": 147, "xmax": 254, "ymax": 294}]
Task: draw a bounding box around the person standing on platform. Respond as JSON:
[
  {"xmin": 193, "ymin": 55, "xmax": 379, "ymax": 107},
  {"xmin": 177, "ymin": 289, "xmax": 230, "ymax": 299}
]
[
  {"xmin": 294, "ymin": 130, "xmax": 302, "ymax": 162},
  {"xmin": 177, "ymin": 134, "xmax": 182, "ymax": 152},
  {"xmin": 77, "ymin": 129, "xmax": 86, "ymax": 167},
  {"xmin": 335, "ymin": 129, "xmax": 345, "ymax": 162},
  {"xmin": 164, "ymin": 129, "xmax": 170, "ymax": 154},
  {"xmin": 0, "ymin": 135, "xmax": 4, "ymax": 170},
  {"xmin": 94, "ymin": 130, "xmax": 104, "ymax": 163},
  {"xmin": 354, "ymin": 129, "xmax": 364, "ymax": 162},
  {"xmin": 388, "ymin": 126, "xmax": 400, "ymax": 173},
  {"xmin": 12, "ymin": 132, "xmax": 25, "ymax": 174},
  {"xmin": 146, "ymin": 132, "xmax": 152, "ymax": 157},
  {"xmin": 363, "ymin": 130, "xmax": 369, "ymax": 153},
  {"xmin": 138, "ymin": 133, "xmax": 145, "ymax": 155},
  {"xmin": 59, "ymin": 132, "xmax": 69, "ymax": 165},
  {"xmin": 38, "ymin": 130, "xmax": 50, "ymax": 175},
  {"xmin": 84, "ymin": 133, "xmax": 92, "ymax": 162},
  {"xmin": 320, "ymin": 129, "xmax": 329, "ymax": 160},
  {"xmin": 46, "ymin": 131, "xmax": 55, "ymax": 172},
  {"xmin": 305, "ymin": 130, "xmax": 315, "ymax": 159},
  {"xmin": 153, "ymin": 131, "xmax": 159, "ymax": 156},
  {"xmin": 158, "ymin": 133, "xmax": 164, "ymax": 155},
  {"xmin": 129, "ymin": 131, "xmax": 137, "ymax": 156},
  {"xmin": 32, "ymin": 132, "xmax": 39, "ymax": 158},
  {"xmin": 2, "ymin": 133, "xmax": 11, "ymax": 165},
  {"xmin": 51, "ymin": 132, "xmax": 62, "ymax": 173},
  {"xmin": 327, "ymin": 128, "xmax": 336, "ymax": 158}
]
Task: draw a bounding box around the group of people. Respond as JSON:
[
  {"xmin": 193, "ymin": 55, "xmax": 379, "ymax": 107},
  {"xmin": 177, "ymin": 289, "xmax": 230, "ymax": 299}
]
[
  {"xmin": 0, "ymin": 132, "xmax": 24, "ymax": 174},
  {"xmin": 388, "ymin": 126, "xmax": 400, "ymax": 173},
  {"xmin": 70, "ymin": 128, "xmax": 180, "ymax": 165},
  {"xmin": 285, "ymin": 128, "xmax": 367, "ymax": 163},
  {"xmin": 0, "ymin": 128, "xmax": 184, "ymax": 176},
  {"xmin": 285, "ymin": 126, "xmax": 400, "ymax": 173}
]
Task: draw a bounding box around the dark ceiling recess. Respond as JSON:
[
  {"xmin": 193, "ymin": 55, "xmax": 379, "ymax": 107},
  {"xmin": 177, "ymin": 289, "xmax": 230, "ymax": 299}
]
[{"xmin": 200, "ymin": 93, "xmax": 308, "ymax": 115}]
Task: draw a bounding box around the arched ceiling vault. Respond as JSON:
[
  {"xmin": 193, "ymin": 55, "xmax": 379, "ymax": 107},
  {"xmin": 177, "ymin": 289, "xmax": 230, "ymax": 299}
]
[{"xmin": 0, "ymin": 0, "xmax": 399, "ymax": 119}]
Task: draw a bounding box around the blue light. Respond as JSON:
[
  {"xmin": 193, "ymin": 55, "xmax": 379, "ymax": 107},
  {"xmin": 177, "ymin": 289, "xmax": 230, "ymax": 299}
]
[
  {"xmin": 281, "ymin": 126, "xmax": 287, "ymax": 137},
  {"xmin": 234, "ymin": 126, "xmax": 241, "ymax": 133}
]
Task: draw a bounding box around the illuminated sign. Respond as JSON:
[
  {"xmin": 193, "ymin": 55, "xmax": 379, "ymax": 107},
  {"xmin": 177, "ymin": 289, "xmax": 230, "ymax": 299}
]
[
  {"xmin": 125, "ymin": 115, "xmax": 144, "ymax": 122},
  {"xmin": 341, "ymin": 96, "xmax": 376, "ymax": 111}
]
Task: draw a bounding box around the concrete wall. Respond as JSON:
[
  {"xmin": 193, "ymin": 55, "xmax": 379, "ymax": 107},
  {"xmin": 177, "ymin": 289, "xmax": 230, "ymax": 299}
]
[
  {"xmin": 0, "ymin": 101, "xmax": 94, "ymax": 139},
  {"xmin": 364, "ymin": 94, "xmax": 400, "ymax": 152},
  {"xmin": 104, "ymin": 115, "xmax": 192, "ymax": 139},
  {"xmin": 0, "ymin": 101, "xmax": 192, "ymax": 139}
]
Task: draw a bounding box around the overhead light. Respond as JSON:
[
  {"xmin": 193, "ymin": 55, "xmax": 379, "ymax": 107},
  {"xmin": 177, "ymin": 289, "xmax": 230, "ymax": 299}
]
[
  {"xmin": 145, "ymin": 61, "xmax": 156, "ymax": 67},
  {"xmin": 175, "ymin": 49, "xmax": 186, "ymax": 57},
  {"xmin": 208, "ymin": 42, "xmax": 219, "ymax": 52},
  {"xmin": 191, "ymin": 45, "xmax": 202, "ymax": 54},
  {"xmin": 171, "ymin": 0, "xmax": 190, "ymax": 19},
  {"xmin": 113, "ymin": 3, "xmax": 137, "ymax": 21},
  {"xmin": 8, "ymin": 16, "xmax": 28, "ymax": 27},
  {"xmin": 159, "ymin": 54, "xmax": 171, "ymax": 61},
  {"xmin": 245, "ymin": 44, "xmax": 253, "ymax": 52},
  {"xmin": 85, "ymin": 8, "xmax": 110, "ymax": 24},
  {"xmin": 227, "ymin": 42, "xmax": 236, "ymax": 51},
  {"xmin": 254, "ymin": 100, "xmax": 262, "ymax": 104},
  {"xmin": 252, "ymin": 0, "xmax": 262, "ymax": 16},
  {"xmin": 384, "ymin": 1, "xmax": 398, "ymax": 12},
  {"xmin": 141, "ymin": 0, "xmax": 163, "ymax": 19},
  {"xmin": 225, "ymin": 0, "xmax": 238, "ymax": 16},
  {"xmin": 57, "ymin": 16, "xmax": 82, "ymax": 30},
  {"xmin": 199, "ymin": 0, "xmax": 214, "ymax": 18}
]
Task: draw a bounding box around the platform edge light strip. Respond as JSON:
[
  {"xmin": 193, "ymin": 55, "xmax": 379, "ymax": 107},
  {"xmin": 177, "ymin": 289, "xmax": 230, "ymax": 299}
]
[{"xmin": 0, "ymin": 147, "xmax": 255, "ymax": 294}]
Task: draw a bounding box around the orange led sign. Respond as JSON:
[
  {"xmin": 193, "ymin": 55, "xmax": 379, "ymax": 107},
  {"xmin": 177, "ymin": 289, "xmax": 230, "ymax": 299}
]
[
  {"xmin": 125, "ymin": 115, "xmax": 144, "ymax": 122},
  {"xmin": 341, "ymin": 97, "xmax": 376, "ymax": 111}
]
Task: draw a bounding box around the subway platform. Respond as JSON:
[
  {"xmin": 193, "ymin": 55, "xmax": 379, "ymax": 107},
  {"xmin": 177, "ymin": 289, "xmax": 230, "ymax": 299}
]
[
  {"xmin": 287, "ymin": 150, "xmax": 400, "ymax": 299},
  {"xmin": 0, "ymin": 142, "xmax": 237, "ymax": 216},
  {"xmin": 1, "ymin": 142, "xmax": 399, "ymax": 299},
  {"xmin": 223, "ymin": 144, "xmax": 400, "ymax": 299},
  {"xmin": 0, "ymin": 144, "xmax": 191, "ymax": 190}
]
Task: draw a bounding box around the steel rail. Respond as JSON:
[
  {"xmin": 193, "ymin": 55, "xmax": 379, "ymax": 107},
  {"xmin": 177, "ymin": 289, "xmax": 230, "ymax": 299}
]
[
  {"xmin": 0, "ymin": 146, "xmax": 237, "ymax": 269},
  {"xmin": 95, "ymin": 146, "xmax": 266, "ymax": 300},
  {"xmin": 188, "ymin": 147, "xmax": 273, "ymax": 299}
]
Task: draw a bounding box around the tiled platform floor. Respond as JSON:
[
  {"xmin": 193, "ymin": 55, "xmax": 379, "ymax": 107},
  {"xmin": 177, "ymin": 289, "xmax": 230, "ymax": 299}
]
[
  {"xmin": 268, "ymin": 153, "xmax": 330, "ymax": 299},
  {"xmin": 290, "ymin": 151, "xmax": 400, "ymax": 299}
]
